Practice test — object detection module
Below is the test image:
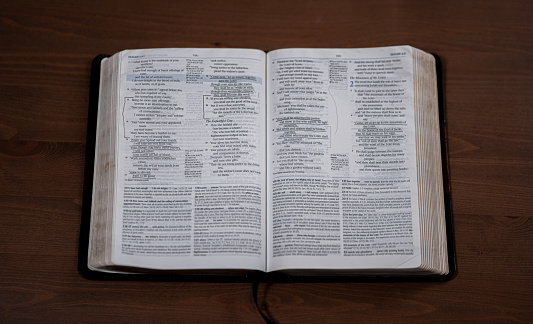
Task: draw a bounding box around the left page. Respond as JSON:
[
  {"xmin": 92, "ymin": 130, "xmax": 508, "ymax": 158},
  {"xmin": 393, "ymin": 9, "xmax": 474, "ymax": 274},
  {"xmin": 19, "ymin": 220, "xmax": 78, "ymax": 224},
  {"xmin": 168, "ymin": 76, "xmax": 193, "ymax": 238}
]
[{"xmin": 111, "ymin": 48, "xmax": 267, "ymax": 271}]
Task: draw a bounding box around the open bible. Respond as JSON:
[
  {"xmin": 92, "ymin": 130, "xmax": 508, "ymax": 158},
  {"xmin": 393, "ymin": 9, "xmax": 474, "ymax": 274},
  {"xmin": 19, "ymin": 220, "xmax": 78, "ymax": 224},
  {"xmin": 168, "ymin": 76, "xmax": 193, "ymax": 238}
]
[{"xmin": 81, "ymin": 46, "xmax": 454, "ymax": 280}]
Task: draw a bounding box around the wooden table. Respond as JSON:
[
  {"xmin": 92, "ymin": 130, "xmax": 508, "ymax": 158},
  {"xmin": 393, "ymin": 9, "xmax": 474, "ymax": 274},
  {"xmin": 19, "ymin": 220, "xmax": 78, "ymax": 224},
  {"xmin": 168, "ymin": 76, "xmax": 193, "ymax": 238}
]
[{"xmin": 1, "ymin": 0, "xmax": 532, "ymax": 322}]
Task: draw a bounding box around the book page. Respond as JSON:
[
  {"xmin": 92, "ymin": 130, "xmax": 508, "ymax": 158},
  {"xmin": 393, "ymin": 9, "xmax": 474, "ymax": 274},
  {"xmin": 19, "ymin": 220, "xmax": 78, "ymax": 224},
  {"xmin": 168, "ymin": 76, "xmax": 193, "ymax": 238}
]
[
  {"xmin": 266, "ymin": 46, "xmax": 422, "ymax": 272},
  {"xmin": 112, "ymin": 48, "xmax": 267, "ymax": 271}
]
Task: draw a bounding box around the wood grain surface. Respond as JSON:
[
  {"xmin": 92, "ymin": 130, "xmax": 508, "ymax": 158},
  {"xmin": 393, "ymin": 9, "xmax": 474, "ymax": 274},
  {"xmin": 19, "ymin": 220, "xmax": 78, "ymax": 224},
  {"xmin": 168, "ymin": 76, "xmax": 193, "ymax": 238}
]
[{"xmin": 1, "ymin": 0, "xmax": 532, "ymax": 322}]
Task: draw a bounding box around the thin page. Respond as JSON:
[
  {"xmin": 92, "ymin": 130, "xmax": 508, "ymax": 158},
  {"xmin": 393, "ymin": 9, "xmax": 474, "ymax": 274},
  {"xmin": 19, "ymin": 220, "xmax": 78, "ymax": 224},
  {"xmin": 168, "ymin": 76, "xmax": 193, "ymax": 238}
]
[
  {"xmin": 266, "ymin": 46, "xmax": 422, "ymax": 272},
  {"xmin": 112, "ymin": 48, "xmax": 267, "ymax": 271}
]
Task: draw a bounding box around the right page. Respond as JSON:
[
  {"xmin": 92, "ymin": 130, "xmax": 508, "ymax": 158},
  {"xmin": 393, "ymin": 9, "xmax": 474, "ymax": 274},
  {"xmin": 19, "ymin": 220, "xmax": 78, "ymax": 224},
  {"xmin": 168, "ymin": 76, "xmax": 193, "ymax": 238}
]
[{"xmin": 266, "ymin": 46, "xmax": 422, "ymax": 273}]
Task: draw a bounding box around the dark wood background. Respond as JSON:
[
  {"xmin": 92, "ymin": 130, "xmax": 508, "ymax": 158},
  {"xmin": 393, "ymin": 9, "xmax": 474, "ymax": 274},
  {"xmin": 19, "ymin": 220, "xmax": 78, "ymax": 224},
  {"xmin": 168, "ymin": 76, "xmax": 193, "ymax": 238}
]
[{"xmin": 1, "ymin": 0, "xmax": 532, "ymax": 322}]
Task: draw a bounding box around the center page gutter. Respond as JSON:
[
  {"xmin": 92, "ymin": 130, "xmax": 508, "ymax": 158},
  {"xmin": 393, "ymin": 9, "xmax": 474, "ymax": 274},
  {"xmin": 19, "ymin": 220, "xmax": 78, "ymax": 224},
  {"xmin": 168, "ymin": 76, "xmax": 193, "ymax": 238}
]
[{"xmin": 266, "ymin": 47, "xmax": 422, "ymax": 272}]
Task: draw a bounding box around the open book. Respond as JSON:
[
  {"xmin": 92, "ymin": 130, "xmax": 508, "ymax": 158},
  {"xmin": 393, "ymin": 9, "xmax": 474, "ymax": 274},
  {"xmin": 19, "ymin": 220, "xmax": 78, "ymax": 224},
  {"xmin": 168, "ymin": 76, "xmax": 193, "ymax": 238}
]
[{"xmin": 82, "ymin": 46, "xmax": 454, "ymax": 280}]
